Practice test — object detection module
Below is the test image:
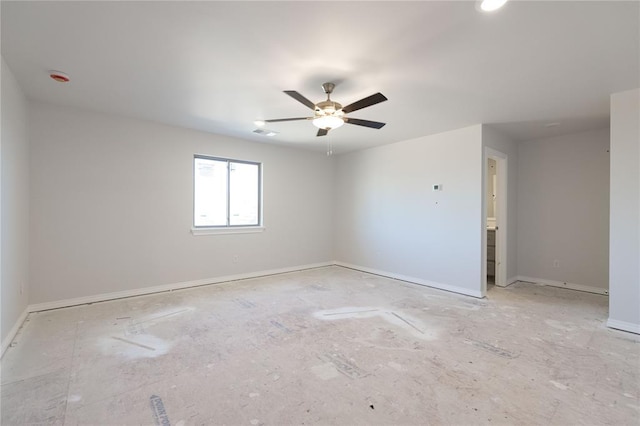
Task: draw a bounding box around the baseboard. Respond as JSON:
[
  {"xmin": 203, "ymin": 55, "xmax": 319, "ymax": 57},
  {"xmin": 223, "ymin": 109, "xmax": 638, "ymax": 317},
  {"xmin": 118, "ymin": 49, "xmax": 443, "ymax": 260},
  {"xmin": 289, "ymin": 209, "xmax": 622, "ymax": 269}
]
[
  {"xmin": 515, "ymin": 275, "xmax": 609, "ymax": 295},
  {"xmin": 606, "ymin": 318, "xmax": 640, "ymax": 335},
  {"xmin": 334, "ymin": 261, "xmax": 483, "ymax": 298},
  {"xmin": 494, "ymin": 276, "xmax": 519, "ymax": 288},
  {"xmin": 28, "ymin": 261, "xmax": 334, "ymax": 313},
  {"xmin": 1, "ymin": 307, "xmax": 29, "ymax": 358}
]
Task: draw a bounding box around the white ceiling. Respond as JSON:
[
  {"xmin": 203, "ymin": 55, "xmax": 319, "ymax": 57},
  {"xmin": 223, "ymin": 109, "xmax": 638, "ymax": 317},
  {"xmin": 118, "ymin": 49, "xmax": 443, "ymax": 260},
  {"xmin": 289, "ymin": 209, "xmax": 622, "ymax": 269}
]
[{"xmin": 2, "ymin": 1, "xmax": 638, "ymax": 153}]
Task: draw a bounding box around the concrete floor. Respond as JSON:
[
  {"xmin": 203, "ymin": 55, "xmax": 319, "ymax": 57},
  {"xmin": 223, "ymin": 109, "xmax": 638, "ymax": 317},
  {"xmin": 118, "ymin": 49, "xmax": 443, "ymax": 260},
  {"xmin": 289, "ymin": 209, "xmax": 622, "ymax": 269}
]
[{"xmin": 1, "ymin": 266, "xmax": 638, "ymax": 425}]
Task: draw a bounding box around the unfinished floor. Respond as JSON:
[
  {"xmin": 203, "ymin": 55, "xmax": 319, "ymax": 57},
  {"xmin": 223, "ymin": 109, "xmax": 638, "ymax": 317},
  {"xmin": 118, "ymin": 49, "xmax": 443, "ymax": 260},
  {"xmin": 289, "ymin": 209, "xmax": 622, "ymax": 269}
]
[{"xmin": 1, "ymin": 266, "xmax": 639, "ymax": 425}]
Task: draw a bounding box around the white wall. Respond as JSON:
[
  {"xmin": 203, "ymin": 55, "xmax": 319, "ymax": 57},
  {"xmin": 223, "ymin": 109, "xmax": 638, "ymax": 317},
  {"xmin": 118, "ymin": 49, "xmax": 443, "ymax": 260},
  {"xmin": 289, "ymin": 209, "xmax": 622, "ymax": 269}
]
[
  {"xmin": 29, "ymin": 102, "xmax": 334, "ymax": 305},
  {"xmin": 1, "ymin": 57, "xmax": 30, "ymax": 349},
  {"xmin": 482, "ymin": 126, "xmax": 519, "ymax": 284},
  {"xmin": 517, "ymin": 128, "xmax": 610, "ymax": 292},
  {"xmin": 334, "ymin": 125, "xmax": 484, "ymax": 297},
  {"xmin": 608, "ymin": 88, "xmax": 640, "ymax": 333}
]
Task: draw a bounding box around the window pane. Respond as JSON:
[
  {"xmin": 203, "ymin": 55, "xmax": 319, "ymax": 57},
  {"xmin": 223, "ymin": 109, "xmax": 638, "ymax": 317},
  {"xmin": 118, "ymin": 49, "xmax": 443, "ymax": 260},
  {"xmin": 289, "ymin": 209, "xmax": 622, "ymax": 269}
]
[
  {"xmin": 229, "ymin": 162, "xmax": 259, "ymax": 226},
  {"xmin": 194, "ymin": 158, "xmax": 228, "ymax": 227}
]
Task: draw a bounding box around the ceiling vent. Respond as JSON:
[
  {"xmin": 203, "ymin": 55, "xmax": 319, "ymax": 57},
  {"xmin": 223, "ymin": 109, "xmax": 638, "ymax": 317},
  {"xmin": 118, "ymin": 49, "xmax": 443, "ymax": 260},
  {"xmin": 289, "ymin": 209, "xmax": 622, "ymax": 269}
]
[{"xmin": 253, "ymin": 129, "xmax": 278, "ymax": 137}]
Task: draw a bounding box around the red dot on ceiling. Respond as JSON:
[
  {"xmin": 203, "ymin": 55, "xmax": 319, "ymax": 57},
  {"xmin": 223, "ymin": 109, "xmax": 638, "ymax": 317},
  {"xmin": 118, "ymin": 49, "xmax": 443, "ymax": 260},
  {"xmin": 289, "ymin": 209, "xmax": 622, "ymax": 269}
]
[{"xmin": 49, "ymin": 71, "xmax": 70, "ymax": 83}]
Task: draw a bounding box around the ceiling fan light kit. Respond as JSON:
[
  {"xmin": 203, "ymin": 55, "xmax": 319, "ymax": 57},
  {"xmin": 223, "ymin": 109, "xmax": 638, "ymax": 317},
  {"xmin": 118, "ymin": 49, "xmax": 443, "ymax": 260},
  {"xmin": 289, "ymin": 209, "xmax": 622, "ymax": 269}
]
[
  {"xmin": 313, "ymin": 115, "xmax": 344, "ymax": 130},
  {"xmin": 259, "ymin": 82, "xmax": 387, "ymax": 137},
  {"xmin": 478, "ymin": 0, "xmax": 508, "ymax": 12}
]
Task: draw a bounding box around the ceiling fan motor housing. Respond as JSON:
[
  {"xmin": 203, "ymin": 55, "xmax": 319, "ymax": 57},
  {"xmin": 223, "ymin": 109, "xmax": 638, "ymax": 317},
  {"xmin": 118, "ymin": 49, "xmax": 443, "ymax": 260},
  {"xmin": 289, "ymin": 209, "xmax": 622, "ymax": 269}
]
[{"xmin": 315, "ymin": 100, "xmax": 344, "ymax": 117}]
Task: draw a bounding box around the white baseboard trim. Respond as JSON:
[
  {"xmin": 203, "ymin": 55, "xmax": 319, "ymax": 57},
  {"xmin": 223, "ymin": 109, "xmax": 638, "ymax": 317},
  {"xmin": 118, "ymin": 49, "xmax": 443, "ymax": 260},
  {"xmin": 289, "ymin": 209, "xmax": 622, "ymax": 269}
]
[
  {"xmin": 606, "ymin": 319, "xmax": 640, "ymax": 335},
  {"xmin": 506, "ymin": 276, "xmax": 519, "ymax": 286},
  {"xmin": 515, "ymin": 276, "xmax": 609, "ymax": 295},
  {"xmin": 334, "ymin": 261, "xmax": 483, "ymax": 298},
  {"xmin": 27, "ymin": 261, "xmax": 334, "ymax": 313},
  {"xmin": 1, "ymin": 307, "xmax": 29, "ymax": 358},
  {"xmin": 494, "ymin": 276, "xmax": 519, "ymax": 288}
]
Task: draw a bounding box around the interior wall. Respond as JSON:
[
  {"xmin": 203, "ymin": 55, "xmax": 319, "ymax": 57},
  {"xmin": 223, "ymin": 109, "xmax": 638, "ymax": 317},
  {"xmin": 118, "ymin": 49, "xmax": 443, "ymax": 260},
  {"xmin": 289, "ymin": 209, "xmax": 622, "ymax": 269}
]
[
  {"xmin": 517, "ymin": 128, "xmax": 610, "ymax": 292},
  {"xmin": 29, "ymin": 102, "xmax": 334, "ymax": 305},
  {"xmin": 1, "ymin": 57, "xmax": 30, "ymax": 347},
  {"xmin": 334, "ymin": 125, "xmax": 484, "ymax": 297},
  {"xmin": 482, "ymin": 125, "xmax": 519, "ymax": 283},
  {"xmin": 608, "ymin": 88, "xmax": 640, "ymax": 333}
]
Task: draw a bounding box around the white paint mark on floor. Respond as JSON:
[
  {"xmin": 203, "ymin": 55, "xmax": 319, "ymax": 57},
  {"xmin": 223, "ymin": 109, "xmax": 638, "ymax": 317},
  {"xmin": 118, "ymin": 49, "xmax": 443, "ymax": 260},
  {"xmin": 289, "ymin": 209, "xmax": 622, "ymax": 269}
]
[
  {"xmin": 387, "ymin": 361, "xmax": 406, "ymax": 372},
  {"xmin": 132, "ymin": 307, "xmax": 195, "ymax": 326},
  {"xmin": 451, "ymin": 303, "xmax": 482, "ymax": 311},
  {"xmin": 311, "ymin": 363, "xmax": 340, "ymax": 380},
  {"xmin": 250, "ymin": 419, "xmax": 260, "ymax": 425},
  {"xmin": 464, "ymin": 339, "xmax": 518, "ymax": 358},
  {"xmin": 314, "ymin": 307, "xmax": 437, "ymax": 340},
  {"xmin": 422, "ymin": 294, "xmax": 447, "ymax": 300},
  {"xmin": 98, "ymin": 334, "xmax": 170, "ymax": 359},
  {"xmin": 623, "ymin": 393, "xmax": 635, "ymax": 398},
  {"xmin": 315, "ymin": 307, "xmax": 380, "ymax": 318},
  {"xmin": 249, "ymin": 392, "xmax": 260, "ymax": 398},
  {"xmin": 498, "ymin": 305, "xmax": 519, "ymax": 311},
  {"xmin": 545, "ymin": 319, "xmax": 577, "ymax": 332},
  {"xmin": 550, "ymin": 380, "xmax": 568, "ymax": 390},
  {"xmin": 68, "ymin": 394, "xmax": 82, "ymax": 402},
  {"xmin": 385, "ymin": 311, "xmax": 427, "ymax": 337},
  {"xmin": 111, "ymin": 336, "xmax": 156, "ymax": 351}
]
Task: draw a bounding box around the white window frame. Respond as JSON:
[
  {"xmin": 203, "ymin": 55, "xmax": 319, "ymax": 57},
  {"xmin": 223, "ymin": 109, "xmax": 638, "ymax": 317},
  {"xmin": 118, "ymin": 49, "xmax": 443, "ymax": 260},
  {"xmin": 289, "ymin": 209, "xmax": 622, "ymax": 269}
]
[{"xmin": 191, "ymin": 155, "xmax": 264, "ymax": 236}]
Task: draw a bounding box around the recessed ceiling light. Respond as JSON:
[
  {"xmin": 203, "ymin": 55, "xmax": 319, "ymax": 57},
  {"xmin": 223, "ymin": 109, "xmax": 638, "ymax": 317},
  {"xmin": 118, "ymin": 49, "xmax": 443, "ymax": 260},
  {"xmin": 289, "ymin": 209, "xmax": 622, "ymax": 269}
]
[
  {"xmin": 49, "ymin": 70, "xmax": 70, "ymax": 83},
  {"xmin": 254, "ymin": 120, "xmax": 265, "ymax": 127},
  {"xmin": 479, "ymin": 0, "xmax": 508, "ymax": 12}
]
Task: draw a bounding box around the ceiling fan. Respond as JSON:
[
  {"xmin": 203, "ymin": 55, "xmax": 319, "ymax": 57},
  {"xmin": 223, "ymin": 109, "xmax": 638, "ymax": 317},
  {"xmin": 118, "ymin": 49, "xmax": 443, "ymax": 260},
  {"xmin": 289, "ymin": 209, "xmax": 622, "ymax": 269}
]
[{"xmin": 259, "ymin": 83, "xmax": 388, "ymax": 137}]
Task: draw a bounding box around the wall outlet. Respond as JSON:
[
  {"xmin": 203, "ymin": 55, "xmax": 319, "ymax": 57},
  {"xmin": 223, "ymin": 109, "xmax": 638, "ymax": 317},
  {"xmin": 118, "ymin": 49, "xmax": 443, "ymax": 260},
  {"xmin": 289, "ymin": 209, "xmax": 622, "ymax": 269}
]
[
  {"xmin": 432, "ymin": 184, "xmax": 443, "ymax": 191},
  {"xmin": 553, "ymin": 259, "xmax": 560, "ymax": 268}
]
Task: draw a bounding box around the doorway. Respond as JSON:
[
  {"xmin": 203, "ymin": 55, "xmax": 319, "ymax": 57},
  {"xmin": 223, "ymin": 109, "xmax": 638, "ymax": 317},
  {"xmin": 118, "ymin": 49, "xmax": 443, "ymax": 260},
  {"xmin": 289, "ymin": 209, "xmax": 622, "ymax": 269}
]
[
  {"xmin": 484, "ymin": 148, "xmax": 508, "ymax": 293},
  {"xmin": 487, "ymin": 158, "xmax": 497, "ymax": 288}
]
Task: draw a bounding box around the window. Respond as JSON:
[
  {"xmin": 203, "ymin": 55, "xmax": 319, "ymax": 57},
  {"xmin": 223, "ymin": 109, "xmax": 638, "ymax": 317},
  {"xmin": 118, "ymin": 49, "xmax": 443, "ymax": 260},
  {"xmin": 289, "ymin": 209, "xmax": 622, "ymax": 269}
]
[{"xmin": 193, "ymin": 155, "xmax": 261, "ymax": 229}]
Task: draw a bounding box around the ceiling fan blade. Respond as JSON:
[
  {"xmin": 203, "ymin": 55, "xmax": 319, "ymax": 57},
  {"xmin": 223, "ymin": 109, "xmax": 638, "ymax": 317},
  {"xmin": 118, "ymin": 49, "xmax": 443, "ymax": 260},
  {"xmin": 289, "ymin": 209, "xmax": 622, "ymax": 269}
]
[
  {"xmin": 284, "ymin": 91, "xmax": 316, "ymax": 110},
  {"xmin": 344, "ymin": 117, "xmax": 386, "ymax": 129},
  {"xmin": 341, "ymin": 93, "xmax": 387, "ymax": 114},
  {"xmin": 317, "ymin": 128, "xmax": 329, "ymax": 137},
  {"xmin": 264, "ymin": 117, "xmax": 311, "ymax": 123}
]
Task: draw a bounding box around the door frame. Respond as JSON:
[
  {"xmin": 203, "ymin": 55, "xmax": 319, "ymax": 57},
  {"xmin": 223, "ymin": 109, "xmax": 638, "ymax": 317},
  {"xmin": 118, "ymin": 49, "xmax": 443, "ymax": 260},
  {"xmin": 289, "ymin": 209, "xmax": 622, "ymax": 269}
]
[{"xmin": 484, "ymin": 147, "xmax": 508, "ymax": 292}]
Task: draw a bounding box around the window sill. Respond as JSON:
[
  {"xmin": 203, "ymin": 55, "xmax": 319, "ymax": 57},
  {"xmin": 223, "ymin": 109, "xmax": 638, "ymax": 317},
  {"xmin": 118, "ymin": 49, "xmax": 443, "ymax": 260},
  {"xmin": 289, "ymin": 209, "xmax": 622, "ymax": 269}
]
[{"xmin": 191, "ymin": 226, "xmax": 265, "ymax": 236}]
